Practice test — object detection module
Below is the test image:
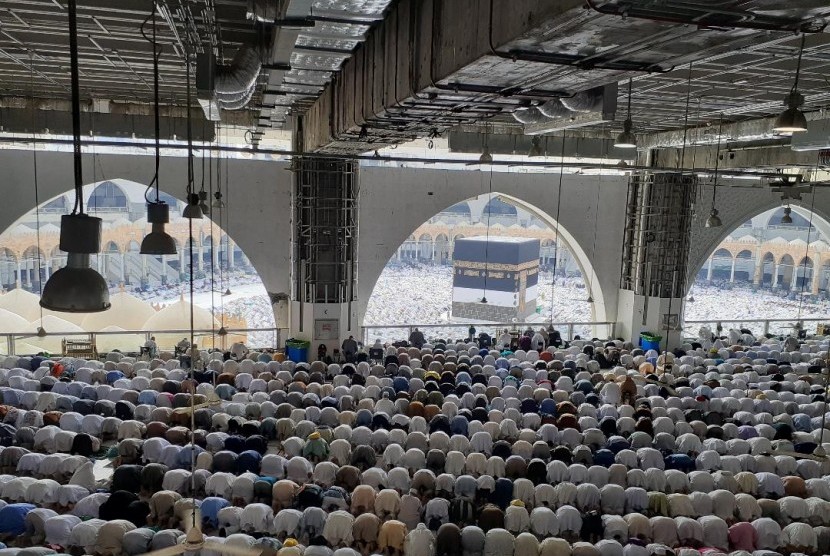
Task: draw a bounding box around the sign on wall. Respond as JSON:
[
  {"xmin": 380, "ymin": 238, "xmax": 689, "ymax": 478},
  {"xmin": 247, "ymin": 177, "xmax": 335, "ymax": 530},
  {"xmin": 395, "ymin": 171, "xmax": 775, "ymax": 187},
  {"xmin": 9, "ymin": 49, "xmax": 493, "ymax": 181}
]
[{"xmin": 314, "ymin": 319, "xmax": 340, "ymax": 340}]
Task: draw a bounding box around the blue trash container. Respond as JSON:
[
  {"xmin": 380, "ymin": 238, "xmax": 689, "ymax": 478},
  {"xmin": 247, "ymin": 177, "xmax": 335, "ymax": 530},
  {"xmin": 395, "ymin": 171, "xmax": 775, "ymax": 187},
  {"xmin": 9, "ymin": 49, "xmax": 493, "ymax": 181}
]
[
  {"xmin": 285, "ymin": 340, "xmax": 310, "ymax": 363},
  {"xmin": 639, "ymin": 334, "xmax": 662, "ymax": 351}
]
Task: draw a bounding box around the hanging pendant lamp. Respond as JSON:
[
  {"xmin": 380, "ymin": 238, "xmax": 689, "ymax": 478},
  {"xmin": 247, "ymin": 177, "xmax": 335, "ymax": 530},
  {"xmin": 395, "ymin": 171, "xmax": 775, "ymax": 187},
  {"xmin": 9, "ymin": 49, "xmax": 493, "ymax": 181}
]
[
  {"xmin": 615, "ymin": 79, "xmax": 637, "ymax": 149},
  {"xmin": 781, "ymin": 205, "xmax": 794, "ymax": 225},
  {"xmin": 140, "ymin": 8, "xmax": 176, "ymax": 255},
  {"xmin": 183, "ymin": 50, "xmax": 202, "ymax": 220},
  {"xmin": 705, "ymin": 117, "xmax": 724, "ymax": 229},
  {"xmin": 774, "ymin": 35, "xmax": 808, "ymax": 134},
  {"xmin": 41, "ymin": 0, "xmax": 110, "ymax": 313}
]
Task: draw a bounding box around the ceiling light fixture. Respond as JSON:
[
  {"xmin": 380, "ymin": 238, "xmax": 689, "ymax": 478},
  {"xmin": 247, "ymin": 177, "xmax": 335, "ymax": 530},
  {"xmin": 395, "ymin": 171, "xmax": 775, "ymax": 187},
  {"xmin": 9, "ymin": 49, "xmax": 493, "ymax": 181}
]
[
  {"xmin": 40, "ymin": 0, "xmax": 111, "ymax": 313},
  {"xmin": 480, "ymin": 124, "xmax": 493, "ymax": 165},
  {"xmin": 781, "ymin": 205, "xmax": 794, "ymax": 224},
  {"xmin": 140, "ymin": 7, "xmax": 177, "ymax": 256},
  {"xmin": 705, "ymin": 116, "xmax": 724, "ymax": 229},
  {"xmin": 615, "ymin": 78, "xmax": 637, "ymax": 149},
  {"xmin": 774, "ymin": 35, "xmax": 808, "ymax": 134},
  {"xmin": 528, "ymin": 136, "xmax": 543, "ymax": 157},
  {"xmin": 183, "ymin": 50, "xmax": 202, "ymax": 220}
]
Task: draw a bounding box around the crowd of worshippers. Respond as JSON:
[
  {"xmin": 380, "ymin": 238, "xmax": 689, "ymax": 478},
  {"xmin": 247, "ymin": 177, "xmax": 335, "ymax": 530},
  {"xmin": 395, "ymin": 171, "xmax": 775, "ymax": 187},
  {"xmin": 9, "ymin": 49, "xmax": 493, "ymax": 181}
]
[{"xmin": 0, "ymin": 333, "xmax": 829, "ymax": 556}]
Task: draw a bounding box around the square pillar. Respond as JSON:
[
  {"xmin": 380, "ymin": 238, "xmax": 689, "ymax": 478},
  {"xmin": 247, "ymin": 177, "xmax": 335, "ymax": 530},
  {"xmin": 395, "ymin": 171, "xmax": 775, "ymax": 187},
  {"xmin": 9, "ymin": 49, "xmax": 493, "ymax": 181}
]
[
  {"xmin": 289, "ymin": 156, "xmax": 360, "ymax": 354},
  {"xmin": 617, "ymin": 173, "xmax": 696, "ymax": 351}
]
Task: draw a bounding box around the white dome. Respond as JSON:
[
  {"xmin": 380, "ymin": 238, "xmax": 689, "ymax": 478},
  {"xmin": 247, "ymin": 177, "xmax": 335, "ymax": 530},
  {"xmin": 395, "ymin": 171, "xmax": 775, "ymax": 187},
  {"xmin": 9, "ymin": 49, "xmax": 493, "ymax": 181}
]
[
  {"xmin": 0, "ymin": 289, "xmax": 42, "ymax": 322},
  {"xmin": 81, "ymin": 291, "xmax": 157, "ymax": 331}
]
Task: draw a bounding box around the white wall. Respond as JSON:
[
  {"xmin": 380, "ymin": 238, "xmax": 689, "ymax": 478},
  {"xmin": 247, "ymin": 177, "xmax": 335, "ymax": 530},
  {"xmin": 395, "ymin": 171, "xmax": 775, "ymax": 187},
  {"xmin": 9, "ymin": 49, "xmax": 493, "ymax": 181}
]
[
  {"xmin": 0, "ymin": 149, "xmax": 293, "ymax": 305},
  {"xmin": 357, "ymin": 167, "xmax": 629, "ymax": 328},
  {"xmin": 6, "ymin": 148, "xmax": 820, "ymax": 342}
]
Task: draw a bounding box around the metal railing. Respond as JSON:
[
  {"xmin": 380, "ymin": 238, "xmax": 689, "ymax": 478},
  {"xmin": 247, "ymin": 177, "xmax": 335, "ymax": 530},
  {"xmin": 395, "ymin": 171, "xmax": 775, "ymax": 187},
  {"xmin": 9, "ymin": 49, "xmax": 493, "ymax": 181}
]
[
  {"xmin": 683, "ymin": 318, "xmax": 826, "ymax": 338},
  {"xmin": 361, "ymin": 322, "xmax": 616, "ymax": 345},
  {"xmin": 1, "ymin": 327, "xmax": 288, "ymax": 357}
]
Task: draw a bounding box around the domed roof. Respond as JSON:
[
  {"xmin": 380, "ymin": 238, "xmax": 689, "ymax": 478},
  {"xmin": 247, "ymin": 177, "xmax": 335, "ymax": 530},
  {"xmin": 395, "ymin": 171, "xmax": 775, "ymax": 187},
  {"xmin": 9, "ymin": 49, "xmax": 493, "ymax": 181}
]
[
  {"xmin": 28, "ymin": 315, "xmax": 86, "ymax": 354},
  {"xmin": 96, "ymin": 325, "xmax": 146, "ymax": 353},
  {"xmin": 30, "ymin": 315, "xmax": 85, "ymax": 333},
  {"xmin": 0, "ymin": 289, "xmax": 43, "ymax": 322},
  {"xmin": 142, "ymin": 295, "xmax": 219, "ymax": 332},
  {"xmin": 0, "ymin": 309, "xmax": 32, "ymax": 334},
  {"xmin": 81, "ymin": 291, "xmax": 156, "ymax": 331}
]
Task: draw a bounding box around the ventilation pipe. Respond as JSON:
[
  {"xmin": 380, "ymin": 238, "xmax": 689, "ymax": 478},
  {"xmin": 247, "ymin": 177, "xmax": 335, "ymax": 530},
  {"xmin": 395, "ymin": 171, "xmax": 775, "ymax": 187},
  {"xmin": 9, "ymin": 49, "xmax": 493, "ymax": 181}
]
[
  {"xmin": 247, "ymin": 0, "xmax": 279, "ymax": 22},
  {"xmin": 512, "ymin": 86, "xmax": 606, "ymax": 124},
  {"xmin": 538, "ymin": 100, "xmax": 572, "ymax": 119},
  {"xmin": 215, "ymin": 47, "xmax": 262, "ymax": 111},
  {"xmin": 512, "ymin": 107, "xmax": 550, "ymax": 125},
  {"xmin": 561, "ymin": 88, "xmax": 604, "ymax": 113}
]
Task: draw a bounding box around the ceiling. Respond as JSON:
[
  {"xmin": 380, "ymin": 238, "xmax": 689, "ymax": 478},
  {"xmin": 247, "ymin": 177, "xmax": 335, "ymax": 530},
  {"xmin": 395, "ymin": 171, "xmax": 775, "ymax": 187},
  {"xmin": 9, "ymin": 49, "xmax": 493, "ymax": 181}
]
[{"xmin": 0, "ymin": 0, "xmax": 828, "ymax": 156}]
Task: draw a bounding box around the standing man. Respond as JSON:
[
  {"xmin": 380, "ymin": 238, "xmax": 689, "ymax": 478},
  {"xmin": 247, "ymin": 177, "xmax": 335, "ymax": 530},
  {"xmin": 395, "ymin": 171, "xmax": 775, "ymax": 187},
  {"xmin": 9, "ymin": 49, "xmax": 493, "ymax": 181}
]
[
  {"xmin": 409, "ymin": 328, "xmax": 425, "ymax": 349},
  {"xmin": 468, "ymin": 325, "xmax": 476, "ymax": 342},
  {"xmin": 341, "ymin": 335, "xmax": 358, "ymax": 363},
  {"xmin": 143, "ymin": 336, "xmax": 158, "ymax": 359}
]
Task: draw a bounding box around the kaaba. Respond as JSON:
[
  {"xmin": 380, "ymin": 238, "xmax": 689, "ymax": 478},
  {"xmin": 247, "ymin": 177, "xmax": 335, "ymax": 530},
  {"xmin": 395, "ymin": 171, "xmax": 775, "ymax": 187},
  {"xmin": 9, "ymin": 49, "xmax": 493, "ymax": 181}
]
[{"xmin": 452, "ymin": 236, "xmax": 540, "ymax": 322}]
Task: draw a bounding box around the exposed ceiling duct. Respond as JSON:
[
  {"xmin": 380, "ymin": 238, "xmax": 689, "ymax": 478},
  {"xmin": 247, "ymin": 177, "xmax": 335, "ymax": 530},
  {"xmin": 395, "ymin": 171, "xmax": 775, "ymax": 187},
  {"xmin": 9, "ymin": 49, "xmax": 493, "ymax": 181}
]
[
  {"xmin": 247, "ymin": 0, "xmax": 280, "ymax": 23},
  {"xmin": 511, "ymin": 84, "xmax": 618, "ymax": 135},
  {"xmin": 215, "ymin": 47, "xmax": 262, "ymax": 109}
]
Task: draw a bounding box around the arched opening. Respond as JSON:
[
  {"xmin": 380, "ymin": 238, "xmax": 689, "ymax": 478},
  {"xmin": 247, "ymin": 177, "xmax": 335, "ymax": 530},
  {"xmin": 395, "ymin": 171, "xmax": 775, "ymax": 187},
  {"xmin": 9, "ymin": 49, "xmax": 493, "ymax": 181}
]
[
  {"xmin": 794, "ymin": 256, "xmax": 814, "ymax": 292},
  {"xmin": 87, "ymin": 181, "xmax": 128, "ymax": 211},
  {"xmin": 761, "ymin": 252, "xmax": 775, "ymax": 287},
  {"xmin": 365, "ymin": 192, "xmax": 601, "ymax": 341},
  {"xmin": 733, "ymin": 250, "xmax": 754, "ymax": 283},
  {"xmin": 20, "ymin": 246, "xmax": 45, "ymax": 292},
  {"xmin": 417, "ymin": 233, "xmax": 432, "ymax": 260},
  {"xmin": 0, "ymin": 249, "xmax": 17, "ymax": 290},
  {"xmin": 0, "ymin": 180, "xmax": 275, "ymax": 351},
  {"xmin": 686, "ymin": 204, "xmax": 830, "ymax": 335},
  {"xmin": 777, "ymin": 254, "xmax": 796, "ymax": 290}
]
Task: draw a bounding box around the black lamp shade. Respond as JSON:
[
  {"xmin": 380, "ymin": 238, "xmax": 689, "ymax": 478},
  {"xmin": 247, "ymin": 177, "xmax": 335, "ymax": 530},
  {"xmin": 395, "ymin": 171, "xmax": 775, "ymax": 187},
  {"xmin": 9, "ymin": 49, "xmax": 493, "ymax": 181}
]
[
  {"xmin": 141, "ymin": 202, "xmax": 177, "ymax": 255},
  {"xmin": 41, "ymin": 253, "xmax": 111, "ymax": 312}
]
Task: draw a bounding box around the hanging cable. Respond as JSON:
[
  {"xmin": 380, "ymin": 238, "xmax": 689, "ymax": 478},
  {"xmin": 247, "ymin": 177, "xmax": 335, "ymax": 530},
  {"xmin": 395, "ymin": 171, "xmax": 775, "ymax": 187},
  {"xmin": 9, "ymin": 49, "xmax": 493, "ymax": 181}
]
[
  {"xmin": 549, "ymin": 132, "xmax": 566, "ymax": 325},
  {"xmin": 663, "ymin": 61, "xmax": 695, "ymax": 352},
  {"xmin": 30, "ymin": 51, "xmax": 45, "ymax": 325},
  {"xmin": 481, "ymin": 162, "xmax": 493, "ymax": 304},
  {"xmin": 141, "ymin": 5, "xmax": 162, "ymax": 202}
]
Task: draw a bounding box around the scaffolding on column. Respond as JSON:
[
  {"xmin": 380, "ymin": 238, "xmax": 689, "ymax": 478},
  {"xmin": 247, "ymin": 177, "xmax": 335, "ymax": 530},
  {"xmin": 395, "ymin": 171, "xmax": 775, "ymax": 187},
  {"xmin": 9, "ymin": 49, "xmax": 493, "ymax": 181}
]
[
  {"xmin": 620, "ymin": 172, "xmax": 697, "ymax": 298},
  {"xmin": 292, "ymin": 156, "xmax": 359, "ymax": 304}
]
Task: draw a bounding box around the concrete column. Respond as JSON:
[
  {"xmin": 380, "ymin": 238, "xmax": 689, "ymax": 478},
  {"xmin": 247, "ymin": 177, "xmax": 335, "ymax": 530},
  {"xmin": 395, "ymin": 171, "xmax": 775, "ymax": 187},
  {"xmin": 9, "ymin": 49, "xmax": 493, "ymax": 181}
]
[
  {"xmin": 792, "ymin": 269, "xmax": 801, "ymax": 292},
  {"xmin": 772, "ymin": 264, "xmax": 779, "ymax": 287},
  {"xmin": 615, "ymin": 173, "xmax": 696, "ymax": 350},
  {"xmin": 197, "ymin": 243, "xmax": 204, "ymax": 272},
  {"xmin": 706, "ymin": 257, "xmax": 714, "ymax": 281},
  {"xmin": 431, "ymin": 241, "xmax": 436, "ymax": 262},
  {"xmin": 227, "ymin": 239, "xmax": 235, "ymax": 269},
  {"xmin": 729, "ymin": 259, "xmax": 736, "ymax": 283},
  {"xmin": 18, "ymin": 260, "xmax": 25, "ymax": 288},
  {"xmin": 289, "ymin": 156, "xmax": 359, "ymax": 352},
  {"xmin": 812, "ymin": 266, "xmax": 821, "ymax": 294},
  {"xmin": 120, "ymin": 253, "xmax": 126, "ymax": 283},
  {"xmin": 44, "ymin": 258, "xmax": 50, "ymax": 281},
  {"xmin": 141, "ymin": 257, "xmax": 147, "ymax": 281},
  {"xmin": 161, "ymin": 255, "xmax": 169, "ymax": 281}
]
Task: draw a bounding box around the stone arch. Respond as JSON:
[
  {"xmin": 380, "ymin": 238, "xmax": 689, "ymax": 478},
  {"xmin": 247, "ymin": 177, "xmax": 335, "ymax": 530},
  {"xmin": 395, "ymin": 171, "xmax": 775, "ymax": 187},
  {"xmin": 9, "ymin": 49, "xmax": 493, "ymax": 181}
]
[
  {"xmin": 760, "ymin": 252, "xmax": 776, "ymax": 287},
  {"xmin": 733, "ymin": 249, "xmax": 754, "ymax": 283},
  {"xmin": 794, "ymin": 256, "xmax": 814, "ymax": 291},
  {"xmin": 778, "ymin": 254, "xmax": 796, "ymax": 289},
  {"xmin": 0, "ymin": 248, "xmax": 17, "ymax": 290},
  {"xmin": 364, "ymin": 190, "xmax": 607, "ymax": 324},
  {"xmin": 417, "ymin": 233, "xmax": 433, "ymax": 260},
  {"xmin": 86, "ymin": 181, "xmax": 129, "ymax": 211},
  {"xmin": 688, "ymin": 192, "xmax": 830, "ymax": 289},
  {"xmin": 20, "ymin": 246, "xmax": 45, "ymax": 290}
]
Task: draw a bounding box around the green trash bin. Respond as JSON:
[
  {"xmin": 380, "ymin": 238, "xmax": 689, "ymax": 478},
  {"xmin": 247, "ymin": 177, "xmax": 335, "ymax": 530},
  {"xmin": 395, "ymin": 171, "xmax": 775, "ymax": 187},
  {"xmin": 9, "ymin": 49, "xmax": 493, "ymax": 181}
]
[{"xmin": 285, "ymin": 339, "xmax": 311, "ymax": 363}]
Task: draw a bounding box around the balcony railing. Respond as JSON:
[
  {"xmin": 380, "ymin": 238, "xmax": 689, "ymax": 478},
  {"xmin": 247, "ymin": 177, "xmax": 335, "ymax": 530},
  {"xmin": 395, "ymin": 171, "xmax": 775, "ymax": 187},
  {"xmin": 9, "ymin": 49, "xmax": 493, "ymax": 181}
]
[
  {"xmin": 361, "ymin": 322, "xmax": 616, "ymax": 345},
  {"xmin": 1, "ymin": 327, "xmax": 288, "ymax": 357},
  {"xmin": 683, "ymin": 318, "xmax": 826, "ymax": 338}
]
